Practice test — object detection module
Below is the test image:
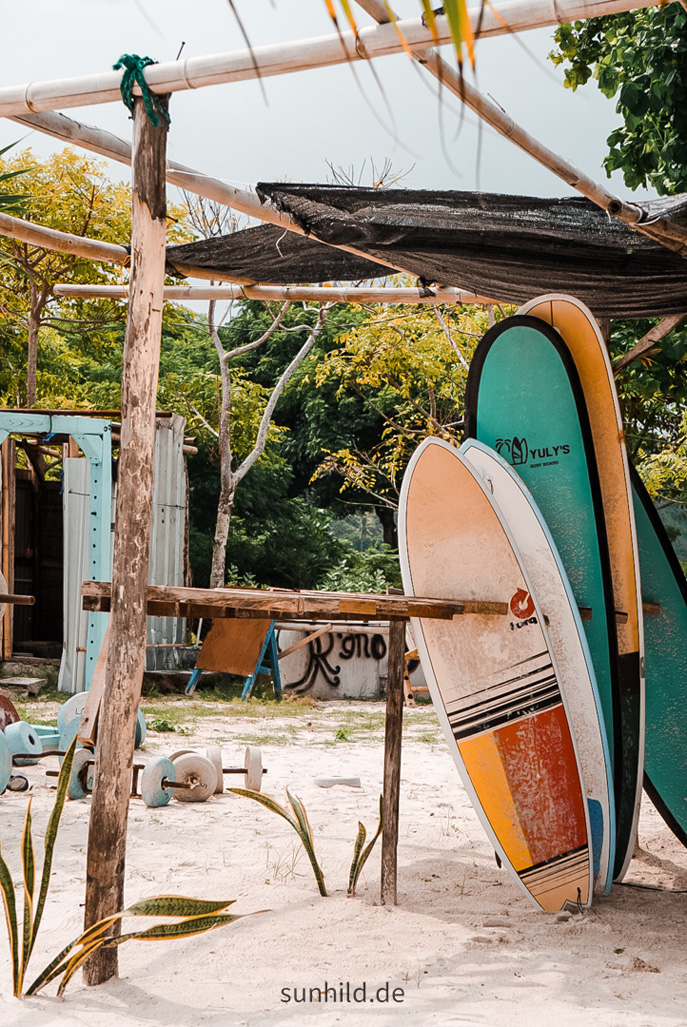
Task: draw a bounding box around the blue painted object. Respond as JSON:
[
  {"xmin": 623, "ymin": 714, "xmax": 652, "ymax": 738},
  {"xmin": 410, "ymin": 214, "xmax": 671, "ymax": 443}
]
[
  {"xmin": 241, "ymin": 622, "xmax": 282, "ymax": 700},
  {"xmin": 0, "ymin": 411, "xmax": 112, "ymax": 690}
]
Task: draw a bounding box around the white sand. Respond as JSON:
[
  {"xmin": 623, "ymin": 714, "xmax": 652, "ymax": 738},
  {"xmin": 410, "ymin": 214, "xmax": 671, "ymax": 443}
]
[{"xmin": 1, "ymin": 698, "xmax": 686, "ymax": 1027}]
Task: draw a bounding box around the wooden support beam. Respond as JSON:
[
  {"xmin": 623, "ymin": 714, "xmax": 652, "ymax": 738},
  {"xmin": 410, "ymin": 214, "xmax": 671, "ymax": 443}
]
[
  {"xmin": 613, "ymin": 314, "xmax": 687, "ymax": 373},
  {"xmin": 83, "ymin": 95, "xmax": 169, "ymax": 987},
  {"xmin": 80, "ymin": 579, "xmax": 509, "ymax": 622},
  {"xmin": 53, "ymin": 283, "xmax": 495, "ymax": 306},
  {"xmin": 381, "ymin": 615, "xmax": 406, "ymax": 905}
]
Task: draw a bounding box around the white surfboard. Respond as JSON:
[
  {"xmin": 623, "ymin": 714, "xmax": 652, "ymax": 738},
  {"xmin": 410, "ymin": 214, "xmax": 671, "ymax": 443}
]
[
  {"xmin": 399, "ymin": 437, "xmax": 594, "ymax": 912},
  {"xmin": 461, "ymin": 439, "xmax": 615, "ymax": 892}
]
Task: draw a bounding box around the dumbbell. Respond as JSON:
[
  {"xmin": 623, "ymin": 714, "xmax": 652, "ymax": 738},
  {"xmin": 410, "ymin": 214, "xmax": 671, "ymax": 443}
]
[
  {"xmin": 58, "ymin": 752, "xmax": 218, "ymax": 807},
  {"xmin": 167, "ymin": 746, "xmax": 265, "ymax": 795},
  {"xmin": 204, "ymin": 746, "xmax": 265, "ymax": 794}
]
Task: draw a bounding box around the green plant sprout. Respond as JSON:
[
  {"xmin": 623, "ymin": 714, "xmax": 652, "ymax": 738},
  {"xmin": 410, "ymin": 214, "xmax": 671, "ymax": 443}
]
[
  {"xmin": 0, "ymin": 738, "xmax": 260, "ymax": 998},
  {"xmin": 347, "ymin": 796, "xmax": 383, "ymax": 897},
  {"xmin": 230, "ymin": 787, "xmax": 327, "ymax": 896}
]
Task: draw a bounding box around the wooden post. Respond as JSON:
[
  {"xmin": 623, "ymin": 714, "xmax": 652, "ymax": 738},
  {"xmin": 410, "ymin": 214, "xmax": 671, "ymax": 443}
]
[
  {"xmin": 83, "ymin": 95, "xmax": 169, "ymax": 987},
  {"xmin": 381, "ymin": 616, "xmax": 406, "ymax": 905}
]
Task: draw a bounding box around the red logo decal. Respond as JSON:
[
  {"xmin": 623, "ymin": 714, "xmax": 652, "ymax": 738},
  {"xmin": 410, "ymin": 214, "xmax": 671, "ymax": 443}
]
[{"xmin": 510, "ymin": 588, "xmax": 535, "ymax": 619}]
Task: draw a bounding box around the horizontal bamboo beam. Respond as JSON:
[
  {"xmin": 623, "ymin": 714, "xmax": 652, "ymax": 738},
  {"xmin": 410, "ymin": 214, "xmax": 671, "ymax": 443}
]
[
  {"xmin": 53, "ymin": 282, "xmax": 494, "ymax": 305},
  {"xmin": 0, "ymin": 210, "xmax": 129, "ymax": 264},
  {"xmin": 10, "ymin": 111, "xmax": 471, "ymax": 284},
  {"xmin": 80, "ymin": 579, "xmax": 508, "ymax": 621},
  {"xmin": 0, "ymin": 0, "xmax": 662, "ymax": 118}
]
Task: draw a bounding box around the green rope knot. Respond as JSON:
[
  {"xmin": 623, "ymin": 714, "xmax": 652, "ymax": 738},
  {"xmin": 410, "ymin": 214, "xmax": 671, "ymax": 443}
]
[{"xmin": 113, "ymin": 54, "xmax": 170, "ymax": 128}]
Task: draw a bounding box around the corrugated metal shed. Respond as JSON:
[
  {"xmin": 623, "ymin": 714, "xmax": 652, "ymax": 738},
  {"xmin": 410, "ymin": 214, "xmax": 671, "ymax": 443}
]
[{"xmin": 58, "ymin": 415, "xmax": 188, "ymax": 692}]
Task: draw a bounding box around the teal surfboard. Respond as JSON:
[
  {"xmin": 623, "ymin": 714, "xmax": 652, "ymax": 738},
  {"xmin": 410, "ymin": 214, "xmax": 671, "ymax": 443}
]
[
  {"xmin": 631, "ymin": 466, "xmax": 687, "ymax": 846},
  {"xmin": 465, "ymin": 315, "xmax": 632, "ymax": 878}
]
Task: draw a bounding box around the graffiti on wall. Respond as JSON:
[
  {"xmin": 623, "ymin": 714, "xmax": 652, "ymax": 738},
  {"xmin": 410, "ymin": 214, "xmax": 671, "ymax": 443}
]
[{"xmin": 284, "ymin": 630, "xmax": 388, "ymax": 694}]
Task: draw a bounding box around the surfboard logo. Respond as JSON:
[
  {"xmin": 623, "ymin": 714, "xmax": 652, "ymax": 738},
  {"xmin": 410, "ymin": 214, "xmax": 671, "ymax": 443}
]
[
  {"xmin": 510, "ymin": 588, "xmax": 535, "ymax": 619},
  {"xmin": 495, "ymin": 436, "xmax": 570, "ymax": 466},
  {"xmin": 496, "ymin": 436, "xmax": 528, "ymax": 465}
]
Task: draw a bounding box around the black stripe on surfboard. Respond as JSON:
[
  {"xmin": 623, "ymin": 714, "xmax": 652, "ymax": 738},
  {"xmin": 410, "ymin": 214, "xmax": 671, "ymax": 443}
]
[
  {"xmin": 518, "ymin": 847, "xmax": 589, "ymax": 899},
  {"xmin": 449, "ymin": 691, "xmax": 561, "ymax": 739},
  {"xmin": 445, "ymin": 652, "xmax": 555, "ymax": 714},
  {"xmin": 452, "ymin": 650, "xmax": 554, "ymax": 702},
  {"xmin": 464, "ymin": 314, "xmax": 624, "ymax": 877},
  {"xmin": 447, "ymin": 673, "xmax": 561, "ymax": 738},
  {"xmin": 631, "ymin": 464, "xmax": 687, "ymax": 849},
  {"xmin": 446, "ymin": 663, "xmax": 558, "ymax": 719}
]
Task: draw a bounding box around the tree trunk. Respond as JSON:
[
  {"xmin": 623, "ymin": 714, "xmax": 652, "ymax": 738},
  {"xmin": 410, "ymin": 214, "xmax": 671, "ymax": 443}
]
[
  {"xmin": 26, "ymin": 281, "xmax": 39, "ymax": 407},
  {"xmin": 83, "ymin": 95, "xmax": 169, "ymax": 987},
  {"xmin": 209, "ymin": 478, "xmax": 235, "ymax": 587},
  {"xmin": 377, "ymin": 505, "xmax": 397, "ymax": 549}
]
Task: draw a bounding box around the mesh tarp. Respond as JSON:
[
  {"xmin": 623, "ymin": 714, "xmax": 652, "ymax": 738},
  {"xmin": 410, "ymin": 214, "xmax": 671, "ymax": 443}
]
[{"xmin": 165, "ymin": 186, "xmax": 687, "ymax": 318}]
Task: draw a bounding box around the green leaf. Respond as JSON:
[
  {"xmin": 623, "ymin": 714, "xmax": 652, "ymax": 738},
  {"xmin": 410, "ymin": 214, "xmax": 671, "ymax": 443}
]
[
  {"xmin": 229, "ymin": 787, "xmax": 327, "ymax": 896},
  {"xmin": 19, "ymin": 799, "xmax": 35, "ymax": 992},
  {"xmin": 348, "ymin": 796, "xmax": 383, "ymax": 897},
  {"xmin": 123, "ymin": 895, "xmax": 237, "ymax": 918},
  {"xmin": 0, "ymin": 848, "xmax": 19, "ymax": 996},
  {"xmin": 286, "ymin": 789, "xmax": 327, "ymax": 897},
  {"xmin": 347, "ymin": 822, "xmax": 367, "ymax": 897},
  {"xmin": 228, "ymin": 787, "xmax": 299, "ymax": 832},
  {"xmin": 56, "ymin": 912, "xmax": 254, "ymax": 998},
  {"xmin": 28, "ymin": 736, "xmax": 78, "ymax": 962}
]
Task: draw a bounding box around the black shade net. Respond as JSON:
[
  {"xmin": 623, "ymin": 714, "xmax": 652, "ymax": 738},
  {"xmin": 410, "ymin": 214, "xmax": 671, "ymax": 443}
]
[{"xmin": 164, "ymin": 185, "xmax": 687, "ymax": 318}]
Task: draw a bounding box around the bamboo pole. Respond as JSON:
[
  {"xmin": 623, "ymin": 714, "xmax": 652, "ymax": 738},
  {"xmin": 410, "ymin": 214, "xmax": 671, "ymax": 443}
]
[
  {"xmin": 0, "ymin": 209, "xmax": 129, "ymax": 265},
  {"xmin": 0, "ymin": 0, "xmax": 665, "ymax": 119},
  {"xmin": 53, "ymin": 282, "xmax": 496, "ymax": 305},
  {"xmin": 83, "ymin": 95, "xmax": 169, "ymax": 987},
  {"xmin": 356, "ymin": 0, "xmax": 687, "ymax": 256},
  {"xmin": 9, "ymin": 111, "xmax": 442, "ymax": 282}
]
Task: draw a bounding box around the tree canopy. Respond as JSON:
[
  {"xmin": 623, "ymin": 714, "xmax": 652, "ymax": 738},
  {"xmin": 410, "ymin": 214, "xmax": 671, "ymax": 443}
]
[{"xmin": 549, "ymin": 5, "xmax": 687, "ymax": 195}]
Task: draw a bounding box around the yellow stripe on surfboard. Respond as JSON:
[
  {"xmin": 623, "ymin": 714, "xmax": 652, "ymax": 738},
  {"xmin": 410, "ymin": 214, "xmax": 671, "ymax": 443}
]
[
  {"xmin": 519, "ymin": 298, "xmax": 640, "ymax": 658},
  {"xmin": 458, "ymin": 731, "xmax": 532, "ymax": 872}
]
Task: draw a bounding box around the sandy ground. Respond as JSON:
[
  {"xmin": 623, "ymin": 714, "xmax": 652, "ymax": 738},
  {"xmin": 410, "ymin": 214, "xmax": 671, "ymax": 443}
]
[{"xmin": 0, "ymin": 696, "xmax": 686, "ymax": 1027}]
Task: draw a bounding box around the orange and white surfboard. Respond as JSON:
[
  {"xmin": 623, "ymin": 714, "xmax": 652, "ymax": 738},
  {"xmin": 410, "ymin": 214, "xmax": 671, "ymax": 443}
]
[{"xmin": 399, "ymin": 438, "xmax": 593, "ymax": 912}]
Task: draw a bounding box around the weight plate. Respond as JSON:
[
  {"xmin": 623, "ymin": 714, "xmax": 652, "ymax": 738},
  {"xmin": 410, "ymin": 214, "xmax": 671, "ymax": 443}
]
[
  {"xmin": 205, "ymin": 746, "xmax": 224, "ymax": 794},
  {"xmin": 141, "ymin": 756, "xmax": 175, "ymax": 808},
  {"xmin": 135, "ymin": 708, "xmax": 147, "ymax": 749},
  {"xmin": 244, "ymin": 746, "xmax": 263, "ymax": 792},
  {"xmin": 169, "ymin": 749, "xmax": 195, "ymax": 762},
  {"xmin": 0, "ymin": 695, "xmax": 20, "ymax": 732},
  {"xmin": 5, "ymin": 720, "xmax": 43, "ymax": 765},
  {"xmin": 171, "ymin": 754, "xmax": 217, "ymax": 803},
  {"xmin": 67, "ymin": 748, "xmax": 95, "ymax": 801},
  {"xmin": 0, "ymin": 732, "xmax": 11, "ymax": 794},
  {"xmin": 56, "ymin": 692, "xmax": 88, "ymax": 735},
  {"xmin": 7, "ymin": 775, "xmax": 29, "ymax": 793},
  {"xmin": 58, "ymin": 718, "xmax": 85, "ymax": 764}
]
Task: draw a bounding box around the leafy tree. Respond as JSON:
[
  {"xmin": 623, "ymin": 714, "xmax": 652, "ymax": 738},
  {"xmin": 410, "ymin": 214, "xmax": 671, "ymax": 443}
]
[
  {"xmin": 549, "ymin": 5, "xmax": 687, "ymax": 194},
  {"xmin": 308, "ymin": 302, "xmax": 496, "ymax": 523},
  {"xmin": 0, "ymin": 147, "xmax": 189, "ymax": 406}
]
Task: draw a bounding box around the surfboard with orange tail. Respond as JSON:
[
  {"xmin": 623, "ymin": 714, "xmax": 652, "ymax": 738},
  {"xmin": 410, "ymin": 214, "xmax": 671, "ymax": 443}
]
[{"xmin": 399, "ymin": 438, "xmax": 593, "ymax": 912}]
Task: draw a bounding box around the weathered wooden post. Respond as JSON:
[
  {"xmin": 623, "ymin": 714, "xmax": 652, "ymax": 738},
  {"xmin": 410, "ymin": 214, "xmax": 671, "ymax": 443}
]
[
  {"xmin": 83, "ymin": 93, "xmax": 169, "ymax": 986},
  {"xmin": 381, "ymin": 614, "xmax": 406, "ymax": 905}
]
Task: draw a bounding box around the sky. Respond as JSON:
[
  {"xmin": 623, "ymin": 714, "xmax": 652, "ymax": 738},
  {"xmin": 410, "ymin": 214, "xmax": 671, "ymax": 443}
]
[{"xmin": 0, "ymin": 0, "xmax": 651, "ymax": 211}]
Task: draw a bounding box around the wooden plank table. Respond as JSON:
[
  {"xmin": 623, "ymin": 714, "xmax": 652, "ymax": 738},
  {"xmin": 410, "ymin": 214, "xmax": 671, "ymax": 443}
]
[{"xmin": 81, "ymin": 580, "xmax": 508, "ymax": 906}]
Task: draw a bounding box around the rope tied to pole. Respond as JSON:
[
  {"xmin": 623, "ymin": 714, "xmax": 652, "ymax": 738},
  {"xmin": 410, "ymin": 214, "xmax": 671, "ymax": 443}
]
[{"xmin": 113, "ymin": 54, "xmax": 170, "ymax": 127}]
